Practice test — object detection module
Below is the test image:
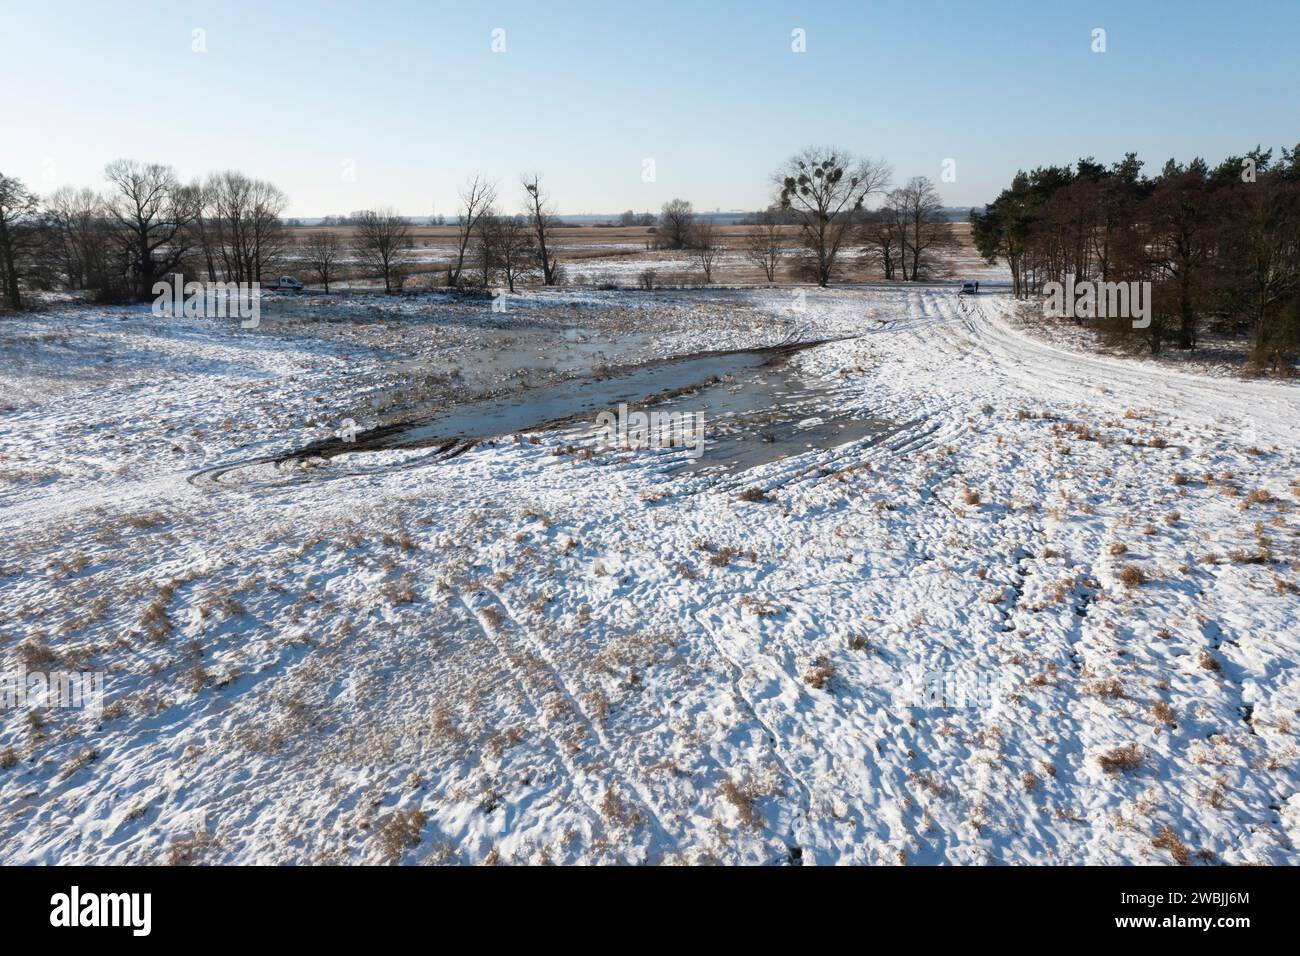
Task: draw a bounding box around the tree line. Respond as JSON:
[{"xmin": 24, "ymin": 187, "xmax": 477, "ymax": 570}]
[
  {"xmin": 1, "ymin": 145, "xmax": 955, "ymax": 309},
  {"xmin": 0, "ymin": 162, "xmax": 571, "ymax": 304},
  {"xmin": 971, "ymin": 146, "xmax": 1300, "ymax": 369},
  {"xmin": 648, "ymin": 148, "xmax": 952, "ymax": 286},
  {"xmin": 2, "ymin": 161, "xmax": 292, "ymax": 306}
]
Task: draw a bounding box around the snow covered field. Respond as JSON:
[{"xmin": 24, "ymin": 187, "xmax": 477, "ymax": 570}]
[{"xmin": 2, "ymin": 285, "xmax": 1298, "ymax": 865}]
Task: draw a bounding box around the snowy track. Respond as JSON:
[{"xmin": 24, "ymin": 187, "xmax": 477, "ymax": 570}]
[{"xmin": 2, "ymin": 288, "xmax": 1297, "ymax": 864}]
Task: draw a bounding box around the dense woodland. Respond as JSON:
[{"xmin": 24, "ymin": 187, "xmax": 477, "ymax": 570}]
[{"xmin": 972, "ymin": 146, "xmax": 1300, "ymax": 369}]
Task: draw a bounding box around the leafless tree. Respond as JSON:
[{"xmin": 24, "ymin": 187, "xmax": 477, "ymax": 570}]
[
  {"xmin": 201, "ymin": 171, "xmax": 290, "ymax": 285},
  {"xmin": 475, "ymin": 212, "xmax": 501, "ymax": 287},
  {"xmin": 479, "ymin": 214, "xmax": 534, "ymax": 292},
  {"xmin": 743, "ymin": 207, "xmax": 784, "ymax": 282},
  {"xmin": 103, "ymin": 159, "xmax": 203, "ymax": 300},
  {"xmin": 301, "ymin": 230, "xmax": 342, "ymax": 292},
  {"xmin": 694, "ymin": 221, "xmax": 721, "ymax": 284},
  {"xmin": 774, "ymin": 147, "xmax": 890, "ymax": 286},
  {"xmin": 522, "ymin": 174, "xmax": 559, "ymax": 285},
  {"xmin": 352, "ymin": 208, "xmax": 411, "ymax": 293},
  {"xmin": 859, "ymin": 205, "xmax": 904, "ymax": 279},
  {"xmin": 0, "ymin": 172, "xmax": 41, "ymax": 310},
  {"xmin": 892, "ymin": 176, "xmax": 953, "ymax": 281},
  {"xmin": 44, "ymin": 186, "xmax": 107, "ymax": 291},
  {"xmin": 658, "ymin": 198, "xmax": 695, "ymax": 250},
  {"xmin": 449, "ymin": 175, "xmax": 496, "ymax": 287}
]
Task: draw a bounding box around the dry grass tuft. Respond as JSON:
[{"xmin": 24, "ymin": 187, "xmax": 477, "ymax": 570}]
[
  {"xmin": 165, "ymin": 828, "xmax": 214, "ymax": 866},
  {"xmin": 718, "ymin": 777, "xmax": 763, "ymax": 829},
  {"xmin": 382, "ymin": 574, "xmax": 418, "ymax": 605},
  {"xmin": 124, "ymin": 511, "xmax": 170, "ymax": 531},
  {"xmin": 1097, "ymin": 743, "xmax": 1144, "ymax": 775},
  {"xmin": 600, "ymin": 786, "xmax": 644, "ymax": 829},
  {"xmin": 375, "ymin": 806, "xmax": 427, "ymax": 861},
  {"xmin": 1118, "ymin": 565, "xmax": 1146, "ymax": 589},
  {"xmin": 802, "ymin": 655, "xmax": 835, "ymax": 690},
  {"xmin": 16, "ymin": 638, "xmax": 57, "ymax": 669},
  {"xmin": 1152, "ymin": 825, "xmax": 1191, "ymax": 865},
  {"xmin": 1152, "ymin": 700, "xmax": 1178, "ymax": 727},
  {"xmin": 1086, "ymin": 678, "xmax": 1126, "ymax": 700}
]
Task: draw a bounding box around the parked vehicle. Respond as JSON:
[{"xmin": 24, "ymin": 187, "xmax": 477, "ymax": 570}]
[
  {"xmin": 272, "ymin": 276, "xmax": 303, "ymax": 291},
  {"xmin": 959, "ymin": 281, "xmax": 978, "ymax": 294}
]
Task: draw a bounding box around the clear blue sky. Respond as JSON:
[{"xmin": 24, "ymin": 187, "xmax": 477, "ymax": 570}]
[{"xmin": 3, "ymin": 0, "xmax": 1297, "ymax": 217}]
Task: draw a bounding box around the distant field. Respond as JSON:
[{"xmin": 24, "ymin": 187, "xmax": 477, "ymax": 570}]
[{"xmin": 281, "ymin": 221, "xmax": 1008, "ymax": 289}]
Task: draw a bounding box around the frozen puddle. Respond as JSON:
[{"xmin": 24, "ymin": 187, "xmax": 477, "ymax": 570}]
[
  {"xmin": 559, "ymin": 357, "xmax": 898, "ymax": 477},
  {"xmin": 193, "ymin": 339, "xmax": 900, "ymax": 488}
]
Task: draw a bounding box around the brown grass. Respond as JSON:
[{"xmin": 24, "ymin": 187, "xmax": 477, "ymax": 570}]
[
  {"xmin": 1152, "ymin": 700, "xmax": 1178, "ymax": 727},
  {"xmin": 165, "ymin": 828, "xmax": 214, "ymax": 866},
  {"xmin": 375, "ymin": 806, "xmax": 427, "ymax": 861},
  {"xmin": 1118, "ymin": 565, "xmax": 1146, "ymax": 589},
  {"xmin": 1097, "ymin": 743, "xmax": 1144, "ymax": 775},
  {"xmin": 802, "ymin": 655, "xmax": 835, "ymax": 690},
  {"xmin": 600, "ymin": 786, "xmax": 644, "ymax": 829},
  {"xmin": 718, "ymin": 778, "xmax": 762, "ymax": 828},
  {"xmin": 1086, "ymin": 678, "xmax": 1126, "ymax": 700},
  {"xmin": 124, "ymin": 510, "xmax": 171, "ymax": 531},
  {"xmin": 1152, "ymin": 825, "xmax": 1191, "ymax": 865}
]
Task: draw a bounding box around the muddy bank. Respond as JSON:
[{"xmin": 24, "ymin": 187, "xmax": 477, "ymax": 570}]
[{"xmin": 190, "ymin": 337, "xmax": 897, "ymax": 487}]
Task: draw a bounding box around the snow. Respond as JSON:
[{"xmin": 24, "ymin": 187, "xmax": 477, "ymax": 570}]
[{"xmin": 1, "ymin": 284, "xmax": 1297, "ymax": 865}]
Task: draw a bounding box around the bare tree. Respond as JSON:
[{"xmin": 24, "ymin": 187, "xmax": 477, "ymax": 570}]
[
  {"xmin": 893, "ymin": 176, "xmax": 953, "ymax": 281},
  {"xmin": 522, "ymin": 174, "xmax": 559, "ymax": 285},
  {"xmin": 694, "ymin": 221, "xmax": 721, "ymax": 284},
  {"xmin": 352, "ymin": 208, "xmax": 411, "ymax": 293},
  {"xmin": 103, "ymin": 159, "xmax": 202, "ymax": 300},
  {"xmin": 658, "ymin": 198, "xmax": 695, "ymax": 250},
  {"xmin": 859, "ymin": 207, "xmax": 897, "ymax": 280},
  {"xmin": 449, "ymin": 176, "xmax": 496, "ymax": 287},
  {"xmin": 484, "ymin": 214, "xmax": 534, "ymax": 292},
  {"xmin": 45, "ymin": 187, "xmax": 107, "ymax": 291},
  {"xmin": 0, "ymin": 173, "xmax": 41, "ymax": 310},
  {"xmin": 775, "ymin": 147, "xmax": 890, "ymax": 286},
  {"xmin": 475, "ymin": 212, "xmax": 501, "ymax": 288},
  {"xmin": 201, "ymin": 171, "xmax": 290, "ymax": 285},
  {"xmin": 743, "ymin": 207, "xmax": 784, "ymax": 282},
  {"xmin": 301, "ymin": 231, "xmax": 342, "ymax": 292}
]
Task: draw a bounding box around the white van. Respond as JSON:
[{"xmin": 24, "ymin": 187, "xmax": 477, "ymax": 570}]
[
  {"xmin": 959, "ymin": 281, "xmax": 978, "ymax": 294},
  {"xmin": 274, "ymin": 276, "xmax": 304, "ymax": 291}
]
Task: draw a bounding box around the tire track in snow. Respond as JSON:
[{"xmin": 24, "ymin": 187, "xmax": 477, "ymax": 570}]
[
  {"xmin": 477, "ymin": 585, "xmax": 677, "ymax": 852},
  {"xmin": 450, "ymin": 588, "xmax": 613, "ymax": 851}
]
